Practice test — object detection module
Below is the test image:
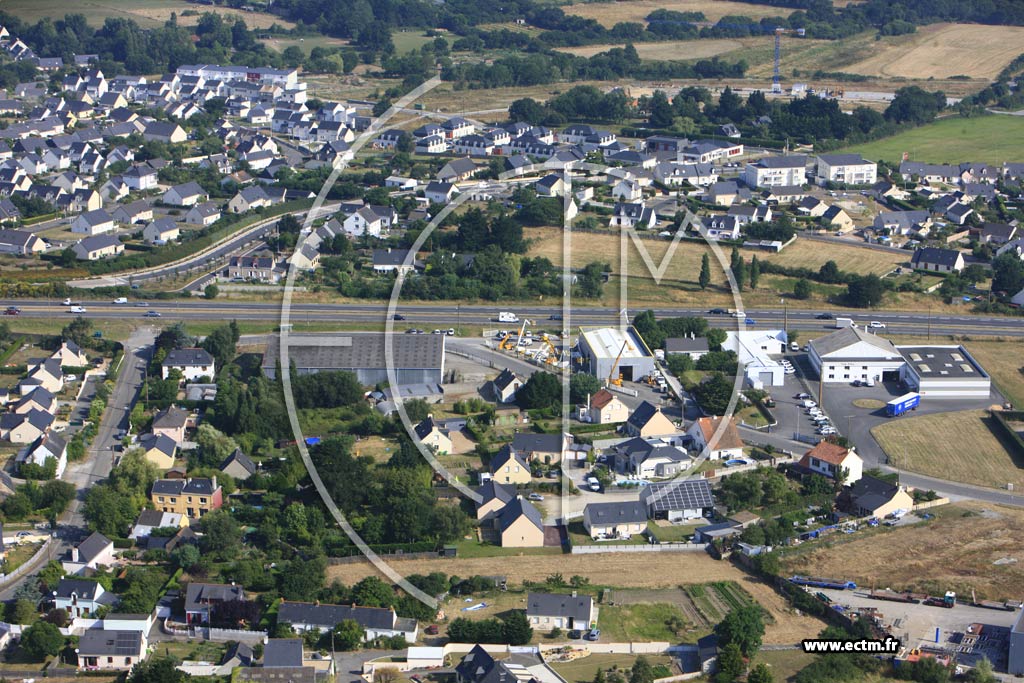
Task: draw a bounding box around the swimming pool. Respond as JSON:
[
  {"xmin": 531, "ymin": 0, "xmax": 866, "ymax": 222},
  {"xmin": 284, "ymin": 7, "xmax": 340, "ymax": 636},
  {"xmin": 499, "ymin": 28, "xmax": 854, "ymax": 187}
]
[{"xmin": 724, "ymin": 459, "xmax": 749, "ymax": 466}]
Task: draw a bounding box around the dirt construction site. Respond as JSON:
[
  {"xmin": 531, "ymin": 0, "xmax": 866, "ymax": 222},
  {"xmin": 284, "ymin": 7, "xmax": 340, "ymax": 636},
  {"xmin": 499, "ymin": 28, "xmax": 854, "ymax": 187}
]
[{"xmin": 327, "ymin": 553, "xmax": 825, "ymax": 644}]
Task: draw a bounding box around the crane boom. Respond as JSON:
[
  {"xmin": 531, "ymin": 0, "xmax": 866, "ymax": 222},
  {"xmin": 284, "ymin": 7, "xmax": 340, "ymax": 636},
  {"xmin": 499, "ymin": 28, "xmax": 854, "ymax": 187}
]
[{"xmin": 607, "ymin": 340, "xmax": 628, "ymax": 387}]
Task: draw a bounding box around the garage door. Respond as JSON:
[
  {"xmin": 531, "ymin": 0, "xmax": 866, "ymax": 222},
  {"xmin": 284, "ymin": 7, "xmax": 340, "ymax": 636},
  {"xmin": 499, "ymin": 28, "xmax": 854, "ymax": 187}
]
[
  {"xmin": 882, "ymin": 370, "xmax": 901, "ymax": 382},
  {"xmin": 759, "ymin": 371, "xmax": 775, "ymax": 386}
]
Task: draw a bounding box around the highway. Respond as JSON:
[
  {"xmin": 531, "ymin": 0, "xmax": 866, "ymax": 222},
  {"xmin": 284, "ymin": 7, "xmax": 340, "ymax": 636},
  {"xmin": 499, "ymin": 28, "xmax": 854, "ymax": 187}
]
[{"xmin": 6, "ymin": 300, "xmax": 1024, "ymax": 338}]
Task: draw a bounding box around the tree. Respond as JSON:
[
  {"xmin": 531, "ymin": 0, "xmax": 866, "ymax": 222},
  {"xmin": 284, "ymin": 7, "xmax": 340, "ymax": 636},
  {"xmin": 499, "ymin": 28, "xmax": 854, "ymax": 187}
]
[
  {"xmin": 715, "ymin": 604, "xmax": 764, "ymax": 657},
  {"xmin": 747, "ymin": 663, "xmax": 773, "ymax": 683},
  {"xmin": 195, "ymin": 423, "xmax": 240, "ymax": 468},
  {"xmin": 694, "ymin": 372, "xmax": 733, "ymax": 416},
  {"xmin": 964, "ymin": 658, "xmax": 998, "ymax": 683},
  {"xmin": 569, "ymin": 373, "xmax": 603, "ymax": 404},
  {"xmin": 352, "ymin": 576, "xmax": 395, "ymax": 608},
  {"xmin": 699, "ymin": 253, "xmax": 711, "ymax": 290},
  {"xmin": 733, "ymin": 260, "xmax": 746, "ymax": 291},
  {"xmin": 20, "ymin": 621, "xmax": 64, "ymax": 660},
  {"xmin": 793, "ymin": 278, "xmax": 812, "ymax": 300},
  {"xmin": 12, "ymin": 598, "xmax": 38, "ymax": 625},
  {"xmin": 749, "ymin": 256, "xmax": 760, "ymax": 290},
  {"xmin": 199, "ymin": 509, "xmax": 242, "ymax": 558},
  {"xmin": 846, "ymin": 274, "xmax": 885, "ymax": 308},
  {"xmin": 171, "ymin": 544, "xmax": 201, "ymax": 570},
  {"xmin": 279, "ymin": 556, "xmax": 327, "ymax": 601},
  {"xmin": 715, "ymin": 642, "xmax": 745, "ymax": 683},
  {"xmin": 128, "ymin": 657, "xmax": 186, "ymax": 683},
  {"xmin": 335, "ymin": 619, "xmax": 366, "ymax": 651},
  {"xmin": 516, "ymin": 371, "xmax": 561, "ymax": 410},
  {"xmin": 629, "ymin": 656, "xmax": 655, "ymax": 683},
  {"xmin": 993, "ymin": 252, "xmax": 1024, "ymax": 295},
  {"xmin": 501, "ymin": 609, "xmax": 533, "ymax": 645},
  {"xmin": 818, "ymin": 260, "xmax": 841, "ymax": 283},
  {"xmin": 648, "ymin": 90, "xmax": 674, "ymax": 128},
  {"xmin": 204, "ymin": 283, "xmax": 219, "ymax": 299}
]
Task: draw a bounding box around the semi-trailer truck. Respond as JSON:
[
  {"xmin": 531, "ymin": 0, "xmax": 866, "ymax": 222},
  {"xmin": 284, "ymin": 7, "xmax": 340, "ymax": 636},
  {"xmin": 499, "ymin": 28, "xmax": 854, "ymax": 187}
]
[
  {"xmin": 886, "ymin": 392, "xmax": 920, "ymax": 417},
  {"xmin": 835, "ymin": 317, "xmax": 855, "ymax": 329}
]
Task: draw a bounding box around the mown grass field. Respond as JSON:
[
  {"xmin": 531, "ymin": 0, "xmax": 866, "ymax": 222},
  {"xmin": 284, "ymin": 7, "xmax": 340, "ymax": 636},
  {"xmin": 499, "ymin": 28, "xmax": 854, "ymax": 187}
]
[
  {"xmin": 563, "ymin": 0, "xmax": 793, "ymax": 26},
  {"xmin": 963, "ymin": 340, "xmax": 1024, "ymax": 408},
  {"xmin": 840, "ymin": 115, "xmax": 1024, "ymax": 166},
  {"xmin": 871, "ymin": 409, "xmax": 1024, "ymax": 490},
  {"xmin": 0, "ymin": 0, "xmax": 292, "ymax": 29},
  {"xmin": 552, "ymin": 655, "xmax": 676, "ymax": 683}
]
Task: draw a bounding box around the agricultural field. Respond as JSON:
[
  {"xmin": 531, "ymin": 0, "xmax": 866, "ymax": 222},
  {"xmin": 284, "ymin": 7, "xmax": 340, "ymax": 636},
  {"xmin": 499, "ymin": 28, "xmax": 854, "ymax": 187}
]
[
  {"xmin": 557, "ymin": 38, "xmax": 753, "ymax": 60},
  {"xmin": 840, "ymin": 115, "xmax": 1024, "ymax": 166},
  {"xmin": 563, "ymin": 0, "xmax": 794, "ymax": 26},
  {"xmin": 871, "ymin": 409, "xmax": 1024, "ymax": 490},
  {"xmin": 0, "ymin": 0, "xmax": 293, "ymax": 29},
  {"xmin": 842, "ymin": 23, "xmax": 1024, "ymax": 79},
  {"xmin": 780, "ymin": 502, "xmax": 1024, "ymax": 601},
  {"xmin": 259, "ymin": 35, "xmax": 350, "ymax": 55},
  {"xmin": 327, "ymin": 554, "xmax": 824, "ymax": 644},
  {"xmin": 963, "ymin": 340, "xmax": 1024, "ymax": 408}
]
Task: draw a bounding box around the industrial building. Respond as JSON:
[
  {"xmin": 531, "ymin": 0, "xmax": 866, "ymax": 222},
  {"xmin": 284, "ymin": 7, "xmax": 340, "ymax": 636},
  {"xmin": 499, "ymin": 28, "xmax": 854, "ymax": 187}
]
[
  {"xmin": 577, "ymin": 327, "xmax": 656, "ymax": 382},
  {"xmin": 723, "ymin": 329, "xmax": 787, "ymax": 388},
  {"xmin": 807, "ymin": 327, "xmax": 906, "ymax": 384},
  {"xmin": 898, "ymin": 345, "xmax": 991, "ymax": 398},
  {"xmin": 262, "ymin": 332, "xmax": 445, "ymax": 386},
  {"xmin": 1011, "ymin": 610, "xmax": 1024, "ymax": 675}
]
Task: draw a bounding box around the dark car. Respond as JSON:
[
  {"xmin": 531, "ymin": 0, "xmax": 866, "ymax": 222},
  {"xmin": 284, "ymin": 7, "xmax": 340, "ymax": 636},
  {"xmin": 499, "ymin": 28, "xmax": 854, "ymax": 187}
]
[
  {"xmin": 4, "ymin": 307, "xmax": 19, "ymax": 315},
  {"xmin": 425, "ymin": 625, "xmax": 439, "ymax": 635},
  {"xmin": 815, "ymin": 312, "xmax": 834, "ymax": 320},
  {"xmin": 548, "ymin": 313, "xmax": 563, "ymax": 321},
  {"xmin": 708, "ymin": 308, "xmax": 728, "ymax": 315},
  {"xmin": 392, "ymin": 313, "xmax": 406, "ymax": 321},
  {"xmin": 568, "ymin": 630, "xmax": 583, "ymax": 640}
]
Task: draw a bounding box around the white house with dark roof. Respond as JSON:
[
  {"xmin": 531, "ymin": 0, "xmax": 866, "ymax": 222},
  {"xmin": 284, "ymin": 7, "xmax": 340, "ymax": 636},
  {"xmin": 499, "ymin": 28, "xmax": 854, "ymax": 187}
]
[
  {"xmin": 17, "ymin": 431, "xmax": 67, "ymax": 477},
  {"xmin": 162, "ymin": 348, "xmax": 215, "ymax": 381},
  {"xmin": 583, "ymin": 501, "xmax": 647, "ymax": 539},
  {"xmin": 526, "ymin": 592, "xmax": 596, "ymax": 631},
  {"xmin": 73, "ymin": 234, "xmax": 123, "ymax": 260},
  {"xmin": 63, "ymin": 531, "xmax": 116, "ymax": 575},
  {"xmin": 185, "ymin": 202, "xmax": 221, "ymax": 226},
  {"xmin": 142, "ymin": 217, "xmax": 180, "ymax": 244},
  {"xmin": 489, "ymin": 368, "xmax": 522, "ymax": 404},
  {"xmin": 277, "ymin": 601, "xmax": 418, "ymax": 642},
  {"xmin": 0, "ymin": 229, "xmax": 46, "ymax": 255},
  {"xmin": 53, "ymin": 577, "xmax": 118, "ymax": 617},
  {"xmin": 437, "ymin": 157, "xmax": 479, "ymax": 183},
  {"xmin": 610, "ymin": 202, "xmax": 656, "ymax": 230},
  {"xmin": 910, "ymin": 247, "xmax": 964, "ymax": 273},
  {"xmin": 163, "ymin": 181, "xmax": 207, "ymax": 207},
  {"xmin": 424, "ymin": 181, "xmax": 457, "ymax": 205},
  {"xmin": 372, "ymin": 248, "xmax": 417, "ymax": 275},
  {"xmin": 71, "ymin": 208, "xmax": 115, "ymax": 235},
  {"xmin": 743, "ymin": 155, "xmax": 807, "ymax": 188},
  {"xmin": 815, "ymin": 154, "xmax": 876, "ymax": 186},
  {"xmin": 343, "ymin": 206, "xmax": 384, "ymax": 238}
]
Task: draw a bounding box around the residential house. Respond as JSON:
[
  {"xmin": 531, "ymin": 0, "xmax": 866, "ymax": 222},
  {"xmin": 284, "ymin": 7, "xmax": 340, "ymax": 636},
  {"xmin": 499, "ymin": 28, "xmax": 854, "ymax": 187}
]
[
  {"xmin": 128, "ymin": 509, "xmax": 187, "ymax": 540},
  {"xmin": 343, "ymin": 206, "xmax": 384, "ymax": 238},
  {"xmin": 475, "ymin": 481, "xmax": 516, "ymax": 520},
  {"xmin": 535, "ymin": 174, "xmax": 566, "ymax": 198},
  {"xmin": 611, "ymin": 179, "xmax": 643, "ymax": 202},
  {"xmin": 442, "ymin": 117, "xmax": 476, "ymax": 139},
  {"xmin": 372, "ymin": 248, "xmax": 417, "ymax": 275},
  {"xmin": 437, "ymin": 157, "xmax": 479, "ymax": 183},
  {"xmin": 489, "ymin": 368, "xmax": 522, "ymax": 404},
  {"xmin": 185, "ymin": 202, "xmax": 221, "ymax": 226},
  {"xmin": 76, "ymin": 629, "xmax": 147, "ymax": 671},
  {"xmin": 111, "ymin": 201, "xmax": 153, "ymax": 225},
  {"xmin": 228, "ymin": 186, "xmax": 271, "ymax": 213},
  {"xmin": 743, "ymin": 156, "xmax": 807, "ymax": 188},
  {"xmin": 583, "ymin": 501, "xmax": 647, "ymax": 540},
  {"xmin": 183, "ymin": 582, "xmax": 245, "ymax": 625},
  {"xmin": 489, "ymin": 446, "xmax": 532, "ymax": 485},
  {"xmin": 72, "ymin": 234, "xmax": 123, "ymax": 260},
  {"xmin": 62, "ymin": 531, "xmax": 116, "ymax": 575},
  {"xmin": 16, "ymin": 386, "xmax": 57, "ymax": 414},
  {"xmin": 277, "ymin": 601, "xmax": 418, "ymax": 642},
  {"xmin": 385, "ymin": 176, "xmax": 417, "ymax": 191},
  {"xmin": 701, "ymin": 215, "xmax": 742, "ymax": 241},
  {"xmin": 414, "ymin": 415, "xmax": 453, "ymax": 454},
  {"xmin": 162, "ymin": 348, "xmax": 215, "ymax": 381},
  {"xmin": 151, "ymin": 477, "xmax": 223, "ymax": 519},
  {"xmin": 821, "ymin": 205, "xmax": 854, "ymax": 231},
  {"xmin": 911, "ymin": 247, "xmax": 965, "ymax": 274},
  {"xmin": 163, "ymin": 181, "xmax": 207, "ymax": 207},
  {"xmin": 71, "ymin": 208, "xmax": 115, "ymax": 235},
  {"xmin": 53, "ymin": 578, "xmax": 118, "ymax": 618},
  {"xmin": 843, "ymin": 475, "xmax": 914, "ymax": 518},
  {"xmin": 53, "ymin": 340, "xmax": 89, "ymax": 367},
  {"xmin": 946, "ymin": 203, "xmax": 973, "ymax": 226},
  {"xmin": 143, "ymin": 120, "xmax": 186, "ymax": 143},
  {"xmin": 610, "ymin": 202, "xmax": 657, "ymax": 230},
  {"xmin": 228, "ymin": 255, "xmax": 283, "ymax": 283},
  {"xmin": 587, "ymin": 388, "xmax": 628, "ymax": 424},
  {"xmin": 980, "ymin": 222, "xmax": 1017, "ymax": 245},
  {"xmin": 797, "ymin": 196, "xmax": 828, "ymax": 217},
  {"xmin": 614, "ymin": 436, "xmax": 690, "ymax": 478},
  {"xmin": 236, "ymin": 638, "xmax": 335, "ymax": 682},
  {"xmin": 526, "ymin": 592, "xmax": 596, "ymax": 631},
  {"xmin": 122, "ymin": 165, "xmax": 158, "ymax": 191},
  {"xmin": 640, "ymin": 479, "xmax": 716, "ymax": 522},
  {"xmin": 139, "ymin": 433, "xmax": 177, "ymax": 469},
  {"xmin": 874, "ymin": 210, "xmax": 931, "ymax": 236},
  {"xmin": 510, "ymin": 432, "xmax": 570, "ymax": 465},
  {"xmin": 798, "ymin": 441, "xmax": 863, "ymax": 484},
  {"xmin": 654, "ymin": 161, "xmax": 718, "ymax": 187},
  {"xmin": 24, "ymin": 360, "xmax": 63, "ymax": 393},
  {"xmin": 453, "ymin": 134, "xmax": 494, "ymax": 157},
  {"xmin": 624, "ymin": 401, "xmax": 677, "ymax": 438},
  {"xmin": 665, "ymin": 336, "xmax": 709, "ymax": 361},
  {"xmin": 899, "ymin": 161, "xmax": 960, "ymax": 184},
  {"xmin": 0, "ymin": 229, "xmax": 46, "ymax": 255},
  {"xmin": 703, "ymin": 181, "xmax": 746, "ymax": 206},
  {"xmin": 496, "ymin": 496, "xmax": 544, "ymax": 547},
  {"xmin": 219, "ymin": 448, "xmax": 257, "ymax": 480},
  {"xmin": 18, "ymin": 431, "xmax": 67, "ymax": 477},
  {"xmin": 815, "ymin": 154, "xmax": 877, "ymax": 186},
  {"xmin": 1, "ymin": 409, "xmax": 53, "ymax": 444},
  {"xmin": 687, "ymin": 416, "xmax": 744, "ymax": 460},
  {"xmin": 727, "ymin": 205, "xmax": 772, "ymax": 226},
  {"xmin": 415, "ymin": 135, "xmax": 447, "ymax": 155},
  {"xmin": 142, "ymin": 218, "xmax": 180, "ymax": 244}
]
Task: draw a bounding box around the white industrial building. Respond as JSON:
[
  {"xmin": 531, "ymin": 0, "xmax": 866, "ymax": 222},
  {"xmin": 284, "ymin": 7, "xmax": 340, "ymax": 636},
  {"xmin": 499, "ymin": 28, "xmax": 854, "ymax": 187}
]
[
  {"xmin": 898, "ymin": 346, "xmax": 991, "ymax": 398},
  {"xmin": 723, "ymin": 329, "xmax": 787, "ymax": 388},
  {"xmin": 807, "ymin": 327, "xmax": 905, "ymax": 384},
  {"xmin": 577, "ymin": 327, "xmax": 656, "ymax": 383}
]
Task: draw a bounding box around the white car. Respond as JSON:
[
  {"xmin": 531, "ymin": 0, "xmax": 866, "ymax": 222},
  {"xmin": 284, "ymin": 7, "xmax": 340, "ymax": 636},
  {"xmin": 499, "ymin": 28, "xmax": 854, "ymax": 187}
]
[
  {"xmin": 61, "ymin": 298, "xmax": 72, "ymax": 306},
  {"xmin": 64, "ymin": 374, "xmax": 77, "ymax": 382},
  {"xmin": 731, "ymin": 311, "xmax": 746, "ymax": 318},
  {"xmin": 869, "ymin": 321, "xmax": 886, "ymax": 329}
]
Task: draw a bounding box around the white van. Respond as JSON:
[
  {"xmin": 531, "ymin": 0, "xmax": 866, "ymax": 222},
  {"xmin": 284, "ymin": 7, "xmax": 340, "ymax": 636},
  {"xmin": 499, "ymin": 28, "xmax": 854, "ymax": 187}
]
[
  {"xmin": 498, "ymin": 311, "xmax": 519, "ymax": 323},
  {"xmin": 69, "ymin": 305, "xmax": 87, "ymax": 314},
  {"xmin": 112, "ymin": 297, "xmax": 128, "ymax": 304}
]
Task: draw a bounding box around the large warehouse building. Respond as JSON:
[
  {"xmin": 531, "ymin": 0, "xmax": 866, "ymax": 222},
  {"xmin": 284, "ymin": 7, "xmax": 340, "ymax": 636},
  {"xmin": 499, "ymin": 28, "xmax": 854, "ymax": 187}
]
[
  {"xmin": 577, "ymin": 327, "xmax": 656, "ymax": 382},
  {"xmin": 898, "ymin": 345, "xmax": 991, "ymax": 398},
  {"xmin": 262, "ymin": 332, "xmax": 446, "ymax": 386},
  {"xmin": 723, "ymin": 329, "xmax": 787, "ymax": 388},
  {"xmin": 807, "ymin": 327, "xmax": 906, "ymax": 384}
]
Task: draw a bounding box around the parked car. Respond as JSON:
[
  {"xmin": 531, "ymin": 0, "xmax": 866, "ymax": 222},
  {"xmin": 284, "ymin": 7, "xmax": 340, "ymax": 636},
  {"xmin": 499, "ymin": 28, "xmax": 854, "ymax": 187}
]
[
  {"xmin": 568, "ymin": 629, "xmax": 583, "ymax": 640},
  {"xmin": 585, "ymin": 629, "xmax": 601, "ymax": 641},
  {"xmin": 528, "ymin": 492, "xmax": 544, "ymax": 501},
  {"xmin": 432, "ymin": 329, "xmax": 442, "ymax": 334},
  {"xmin": 447, "ymin": 328, "xmax": 456, "ymax": 336},
  {"xmin": 794, "ymin": 392, "xmax": 811, "ymax": 400},
  {"xmin": 425, "ymin": 625, "xmax": 439, "ymax": 635},
  {"xmin": 64, "ymin": 374, "xmax": 77, "ymax": 382}
]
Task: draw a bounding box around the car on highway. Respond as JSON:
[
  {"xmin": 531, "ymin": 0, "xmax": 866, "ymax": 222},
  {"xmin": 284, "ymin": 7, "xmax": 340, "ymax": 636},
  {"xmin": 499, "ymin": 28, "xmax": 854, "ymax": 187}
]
[
  {"xmin": 745, "ymin": 318, "xmax": 756, "ymax": 325},
  {"xmin": 731, "ymin": 311, "xmax": 746, "ymax": 318},
  {"xmin": 815, "ymin": 312, "xmax": 834, "ymax": 320},
  {"xmin": 4, "ymin": 306, "xmax": 19, "ymax": 315},
  {"xmin": 869, "ymin": 320, "xmax": 886, "ymax": 329},
  {"xmin": 392, "ymin": 313, "xmax": 406, "ymax": 321},
  {"xmin": 61, "ymin": 298, "xmax": 72, "ymax": 306},
  {"xmin": 112, "ymin": 297, "xmax": 128, "ymax": 304},
  {"xmin": 549, "ymin": 313, "xmax": 563, "ymax": 320},
  {"xmin": 144, "ymin": 310, "xmax": 162, "ymax": 317},
  {"xmin": 135, "ymin": 301, "xmax": 149, "ymax": 307},
  {"xmin": 708, "ymin": 308, "xmax": 728, "ymax": 314},
  {"xmin": 69, "ymin": 306, "xmax": 87, "ymax": 314}
]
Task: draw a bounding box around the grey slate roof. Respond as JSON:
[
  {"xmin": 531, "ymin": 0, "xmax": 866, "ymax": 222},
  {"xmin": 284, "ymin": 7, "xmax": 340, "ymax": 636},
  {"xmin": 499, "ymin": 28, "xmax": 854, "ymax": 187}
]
[
  {"xmin": 54, "ymin": 577, "xmax": 105, "ymax": 600},
  {"xmin": 583, "ymin": 501, "xmax": 648, "ymax": 527},
  {"xmin": 77, "ymin": 629, "xmax": 143, "ymax": 656},
  {"xmin": 526, "ymin": 592, "xmax": 593, "ymax": 620},
  {"xmin": 848, "ymin": 475, "xmax": 902, "ymax": 513},
  {"xmin": 489, "ymin": 445, "xmax": 530, "ymax": 475},
  {"xmin": 496, "ymin": 496, "xmax": 543, "ymax": 533},
  {"xmin": 511, "ymin": 432, "xmax": 563, "ymax": 455},
  {"xmin": 163, "ymin": 348, "xmax": 214, "ymax": 368},
  {"xmin": 263, "ymin": 638, "xmax": 304, "ymax": 667},
  {"xmin": 911, "ymin": 247, "xmax": 962, "ymax": 268},
  {"xmin": 220, "ymin": 448, "xmax": 256, "ymax": 476},
  {"xmin": 75, "ymin": 531, "xmax": 112, "ymax": 564},
  {"xmin": 809, "ymin": 326, "xmax": 900, "ymax": 358},
  {"xmin": 277, "ymin": 601, "xmax": 396, "ymax": 630},
  {"xmin": 153, "ymin": 405, "xmax": 189, "ymax": 429}
]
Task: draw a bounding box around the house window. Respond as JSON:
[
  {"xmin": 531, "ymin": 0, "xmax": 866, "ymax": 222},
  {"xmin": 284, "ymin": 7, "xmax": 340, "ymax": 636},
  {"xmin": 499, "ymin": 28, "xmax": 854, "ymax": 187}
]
[
  {"xmin": 107, "ymin": 657, "xmax": 113, "ymax": 664},
  {"xmin": 200, "ymin": 498, "xmax": 207, "ymax": 504}
]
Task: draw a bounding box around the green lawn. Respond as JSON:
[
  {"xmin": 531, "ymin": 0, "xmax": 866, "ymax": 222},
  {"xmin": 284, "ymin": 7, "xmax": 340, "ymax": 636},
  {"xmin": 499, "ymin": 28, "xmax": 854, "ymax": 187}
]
[
  {"xmin": 392, "ymin": 30, "xmax": 434, "ymax": 54},
  {"xmin": 839, "ymin": 114, "xmax": 1024, "ymax": 166},
  {"xmin": 552, "ymin": 654, "xmax": 676, "ymax": 683},
  {"xmin": 599, "ymin": 603, "xmax": 691, "ymax": 642}
]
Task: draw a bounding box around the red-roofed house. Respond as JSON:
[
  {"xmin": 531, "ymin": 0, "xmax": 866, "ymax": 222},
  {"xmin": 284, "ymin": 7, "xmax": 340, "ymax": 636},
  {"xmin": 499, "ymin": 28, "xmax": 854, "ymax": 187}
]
[
  {"xmin": 798, "ymin": 441, "xmax": 863, "ymax": 484},
  {"xmin": 587, "ymin": 389, "xmax": 629, "ymax": 424},
  {"xmin": 687, "ymin": 416, "xmax": 744, "ymax": 460}
]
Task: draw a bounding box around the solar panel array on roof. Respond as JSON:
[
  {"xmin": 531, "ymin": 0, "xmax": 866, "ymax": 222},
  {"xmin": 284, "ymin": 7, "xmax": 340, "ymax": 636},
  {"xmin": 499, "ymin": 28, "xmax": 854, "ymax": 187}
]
[{"xmin": 641, "ymin": 480, "xmax": 714, "ymax": 512}]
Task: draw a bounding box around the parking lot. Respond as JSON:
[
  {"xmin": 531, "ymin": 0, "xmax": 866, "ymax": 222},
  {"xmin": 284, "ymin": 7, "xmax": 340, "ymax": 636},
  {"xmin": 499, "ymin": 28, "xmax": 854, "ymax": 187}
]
[{"xmin": 815, "ymin": 587, "xmax": 1016, "ymax": 672}]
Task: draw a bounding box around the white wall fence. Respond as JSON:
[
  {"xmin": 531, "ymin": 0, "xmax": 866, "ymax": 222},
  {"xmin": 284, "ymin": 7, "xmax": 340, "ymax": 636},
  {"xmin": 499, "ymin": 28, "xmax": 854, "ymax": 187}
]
[{"xmin": 570, "ymin": 542, "xmax": 707, "ymax": 554}]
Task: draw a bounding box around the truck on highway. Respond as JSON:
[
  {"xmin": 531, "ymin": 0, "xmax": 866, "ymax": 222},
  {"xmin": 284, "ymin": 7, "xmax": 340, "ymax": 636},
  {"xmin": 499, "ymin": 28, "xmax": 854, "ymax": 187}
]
[
  {"xmin": 886, "ymin": 392, "xmax": 920, "ymax": 417},
  {"xmin": 497, "ymin": 311, "xmax": 519, "ymax": 323},
  {"xmin": 835, "ymin": 317, "xmax": 855, "ymax": 329}
]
